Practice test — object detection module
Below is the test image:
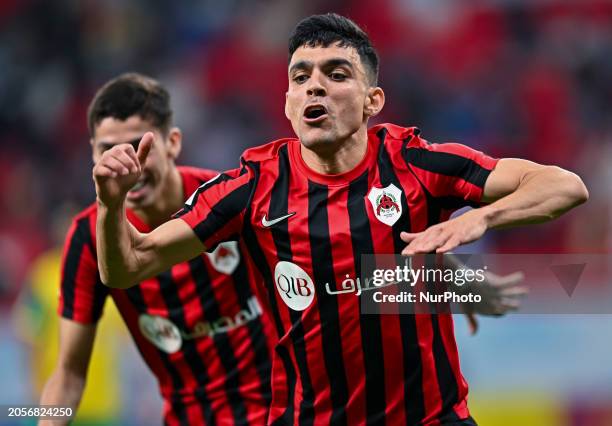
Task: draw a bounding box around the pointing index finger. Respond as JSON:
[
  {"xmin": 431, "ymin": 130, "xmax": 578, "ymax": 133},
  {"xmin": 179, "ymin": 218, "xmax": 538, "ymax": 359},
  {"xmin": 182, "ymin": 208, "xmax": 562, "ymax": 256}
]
[{"xmin": 137, "ymin": 132, "xmax": 154, "ymax": 165}]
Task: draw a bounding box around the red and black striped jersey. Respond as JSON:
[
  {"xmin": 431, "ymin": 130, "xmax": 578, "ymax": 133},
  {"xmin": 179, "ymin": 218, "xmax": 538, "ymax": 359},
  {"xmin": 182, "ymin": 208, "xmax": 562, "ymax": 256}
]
[
  {"xmin": 58, "ymin": 166, "xmax": 274, "ymax": 426},
  {"xmin": 177, "ymin": 124, "xmax": 498, "ymax": 426}
]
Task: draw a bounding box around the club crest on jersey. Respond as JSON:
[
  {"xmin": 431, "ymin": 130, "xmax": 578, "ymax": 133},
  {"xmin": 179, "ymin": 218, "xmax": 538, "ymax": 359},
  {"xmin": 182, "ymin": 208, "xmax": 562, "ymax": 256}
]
[
  {"xmin": 206, "ymin": 241, "xmax": 240, "ymax": 275},
  {"xmin": 138, "ymin": 314, "xmax": 182, "ymax": 354},
  {"xmin": 368, "ymin": 183, "xmax": 403, "ymax": 226}
]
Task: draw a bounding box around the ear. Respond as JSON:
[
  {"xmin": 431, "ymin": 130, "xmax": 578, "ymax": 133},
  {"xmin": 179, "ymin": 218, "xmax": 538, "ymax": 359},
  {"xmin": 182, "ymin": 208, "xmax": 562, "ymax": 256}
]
[
  {"xmin": 90, "ymin": 138, "xmax": 99, "ymax": 163},
  {"xmin": 285, "ymin": 91, "xmax": 292, "ymax": 121},
  {"xmin": 166, "ymin": 127, "xmax": 183, "ymax": 160},
  {"xmin": 364, "ymin": 86, "xmax": 385, "ymax": 118}
]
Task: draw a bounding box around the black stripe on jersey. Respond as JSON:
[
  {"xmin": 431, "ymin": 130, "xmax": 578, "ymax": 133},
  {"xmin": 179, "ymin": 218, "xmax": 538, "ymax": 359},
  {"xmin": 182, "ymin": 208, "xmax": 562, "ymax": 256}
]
[
  {"xmin": 241, "ymin": 161, "xmax": 296, "ymax": 425},
  {"xmin": 91, "ymin": 276, "xmax": 109, "ymax": 321},
  {"xmin": 229, "ymin": 250, "xmax": 272, "ymax": 403},
  {"xmin": 176, "ymin": 173, "xmax": 233, "ymax": 216},
  {"xmin": 61, "ymin": 217, "xmax": 109, "ymax": 320},
  {"xmin": 308, "ymin": 181, "xmax": 349, "ymax": 426},
  {"xmin": 188, "ymin": 256, "xmax": 249, "ymax": 425},
  {"xmin": 348, "ymin": 171, "xmax": 387, "ymax": 426},
  {"xmin": 157, "ymin": 270, "xmax": 217, "ymax": 425},
  {"xmin": 268, "ymin": 146, "xmax": 315, "ymax": 426},
  {"xmin": 191, "ymin": 181, "xmax": 253, "ymax": 244},
  {"xmin": 376, "ymin": 129, "xmax": 426, "ymax": 424},
  {"xmin": 400, "ymin": 139, "xmax": 479, "ymax": 224},
  {"xmin": 404, "ymin": 145, "xmax": 490, "ymax": 188},
  {"xmin": 424, "ymin": 256, "xmax": 461, "ymax": 423},
  {"xmin": 400, "ymin": 137, "xmax": 465, "ymax": 422},
  {"xmin": 124, "ymin": 285, "xmax": 193, "ymax": 423}
]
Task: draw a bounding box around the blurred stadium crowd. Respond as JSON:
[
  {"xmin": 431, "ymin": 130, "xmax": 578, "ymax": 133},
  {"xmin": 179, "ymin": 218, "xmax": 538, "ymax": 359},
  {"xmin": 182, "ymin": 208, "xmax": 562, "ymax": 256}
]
[
  {"xmin": 1, "ymin": 0, "xmax": 611, "ymax": 302},
  {"xmin": 0, "ymin": 1, "xmax": 611, "ymax": 424}
]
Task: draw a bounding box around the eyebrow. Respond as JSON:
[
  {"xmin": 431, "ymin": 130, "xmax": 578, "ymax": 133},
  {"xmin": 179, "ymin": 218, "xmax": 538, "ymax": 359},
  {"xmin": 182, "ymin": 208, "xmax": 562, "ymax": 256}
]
[
  {"xmin": 98, "ymin": 137, "xmax": 142, "ymax": 151},
  {"xmin": 289, "ymin": 58, "xmax": 354, "ymax": 74}
]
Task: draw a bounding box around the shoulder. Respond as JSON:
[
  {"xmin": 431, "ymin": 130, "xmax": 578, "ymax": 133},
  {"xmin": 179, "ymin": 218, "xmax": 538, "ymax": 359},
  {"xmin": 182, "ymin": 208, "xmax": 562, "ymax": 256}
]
[
  {"xmin": 71, "ymin": 203, "xmax": 98, "ymax": 227},
  {"xmin": 178, "ymin": 166, "xmax": 219, "ymax": 183},
  {"xmin": 370, "ymin": 123, "xmax": 421, "ymax": 143},
  {"xmin": 63, "ymin": 203, "xmax": 97, "ymax": 249},
  {"xmin": 240, "ymin": 138, "xmax": 296, "ymax": 165}
]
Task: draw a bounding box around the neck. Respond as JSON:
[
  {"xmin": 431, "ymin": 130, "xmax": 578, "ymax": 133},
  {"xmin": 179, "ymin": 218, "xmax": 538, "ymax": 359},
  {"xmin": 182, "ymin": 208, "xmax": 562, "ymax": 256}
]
[
  {"xmin": 300, "ymin": 127, "xmax": 368, "ymax": 175},
  {"xmin": 132, "ymin": 166, "xmax": 183, "ymax": 228}
]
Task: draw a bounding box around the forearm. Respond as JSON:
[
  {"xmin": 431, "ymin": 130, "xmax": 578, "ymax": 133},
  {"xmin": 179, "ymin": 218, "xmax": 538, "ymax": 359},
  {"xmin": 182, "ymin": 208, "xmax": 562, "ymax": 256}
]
[
  {"xmin": 481, "ymin": 166, "xmax": 588, "ymax": 229},
  {"xmin": 96, "ymin": 199, "xmax": 143, "ymax": 288},
  {"xmin": 38, "ymin": 369, "xmax": 85, "ymax": 426}
]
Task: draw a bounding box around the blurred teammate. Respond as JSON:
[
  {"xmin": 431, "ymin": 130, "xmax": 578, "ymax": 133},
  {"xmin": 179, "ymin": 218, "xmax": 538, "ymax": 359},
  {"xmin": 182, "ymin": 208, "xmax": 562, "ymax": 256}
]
[
  {"xmin": 93, "ymin": 15, "xmax": 588, "ymax": 426},
  {"xmin": 40, "ymin": 73, "xmax": 273, "ymax": 426}
]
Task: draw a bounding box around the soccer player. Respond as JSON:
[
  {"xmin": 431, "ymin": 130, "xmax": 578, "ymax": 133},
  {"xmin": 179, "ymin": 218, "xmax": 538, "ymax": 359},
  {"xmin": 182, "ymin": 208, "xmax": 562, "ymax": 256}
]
[
  {"xmin": 93, "ymin": 15, "xmax": 588, "ymax": 426},
  {"xmin": 40, "ymin": 73, "xmax": 273, "ymax": 426}
]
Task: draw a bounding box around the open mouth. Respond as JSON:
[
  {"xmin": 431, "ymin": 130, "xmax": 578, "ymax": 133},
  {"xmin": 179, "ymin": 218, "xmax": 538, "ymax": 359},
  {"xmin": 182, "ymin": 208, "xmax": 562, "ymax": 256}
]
[
  {"xmin": 303, "ymin": 105, "xmax": 328, "ymax": 122},
  {"xmin": 128, "ymin": 175, "xmax": 150, "ymax": 196}
]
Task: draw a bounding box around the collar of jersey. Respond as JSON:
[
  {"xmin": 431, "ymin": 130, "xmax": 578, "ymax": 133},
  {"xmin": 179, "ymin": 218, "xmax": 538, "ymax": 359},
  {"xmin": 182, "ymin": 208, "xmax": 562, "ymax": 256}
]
[{"xmin": 289, "ymin": 135, "xmax": 376, "ymax": 186}]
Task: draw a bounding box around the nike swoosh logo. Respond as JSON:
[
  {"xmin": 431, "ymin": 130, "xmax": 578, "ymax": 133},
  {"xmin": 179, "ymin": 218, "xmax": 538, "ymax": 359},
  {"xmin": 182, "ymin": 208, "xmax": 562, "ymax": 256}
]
[{"xmin": 261, "ymin": 212, "xmax": 296, "ymax": 228}]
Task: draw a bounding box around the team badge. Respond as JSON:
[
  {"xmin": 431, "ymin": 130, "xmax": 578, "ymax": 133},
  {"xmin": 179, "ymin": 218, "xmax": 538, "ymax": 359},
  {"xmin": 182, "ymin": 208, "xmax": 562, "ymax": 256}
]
[
  {"xmin": 206, "ymin": 241, "xmax": 240, "ymax": 275},
  {"xmin": 367, "ymin": 183, "xmax": 403, "ymax": 226},
  {"xmin": 139, "ymin": 314, "xmax": 182, "ymax": 354}
]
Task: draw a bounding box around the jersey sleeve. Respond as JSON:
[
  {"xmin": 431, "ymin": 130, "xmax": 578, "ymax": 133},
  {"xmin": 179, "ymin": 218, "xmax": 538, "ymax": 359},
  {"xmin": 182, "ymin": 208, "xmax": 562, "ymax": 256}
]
[
  {"xmin": 58, "ymin": 215, "xmax": 109, "ymax": 324},
  {"xmin": 403, "ymin": 132, "xmax": 499, "ymax": 206},
  {"xmin": 174, "ymin": 165, "xmax": 255, "ymax": 250}
]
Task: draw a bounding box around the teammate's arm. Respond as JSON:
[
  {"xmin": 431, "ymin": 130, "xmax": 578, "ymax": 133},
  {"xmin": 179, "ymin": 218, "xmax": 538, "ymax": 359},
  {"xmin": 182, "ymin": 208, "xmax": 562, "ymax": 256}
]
[
  {"xmin": 94, "ymin": 133, "xmax": 204, "ymax": 288},
  {"xmin": 401, "ymin": 158, "xmax": 588, "ymax": 255},
  {"xmin": 38, "ymin": 319, "xmax": 97, "ymax": 426}
]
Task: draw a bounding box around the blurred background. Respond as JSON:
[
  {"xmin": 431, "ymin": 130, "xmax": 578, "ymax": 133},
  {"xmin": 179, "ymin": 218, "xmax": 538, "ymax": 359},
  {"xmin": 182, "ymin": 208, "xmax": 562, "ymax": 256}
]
[{"xmin": 1, "ymin": 0, "xmax": 611, "ymax": 424}]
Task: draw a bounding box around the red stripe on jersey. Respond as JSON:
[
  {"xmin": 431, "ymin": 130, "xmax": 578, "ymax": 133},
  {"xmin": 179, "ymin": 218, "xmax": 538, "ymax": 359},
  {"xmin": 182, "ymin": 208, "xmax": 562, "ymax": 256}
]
[
  {"xmin": 383, "ymin": 144, "xmax": 446, "ymax": 421},
  {"xmin": 415, "ymin": 314, "xmax": 444, "ymax": 425},
  {"xmin": 139, "ymin": 276, "xmax": 204, "ymax": 393},
  {"xmin": 185, "ymin": 400, "xmax": 206, "ymax": 425},
  {"xmin": 248, "ymin": 157, "xmax": 302, "ymax": 424},
  {"xmin": 70, "ymin": 220, "xmax": 104, "ymax": 323},
  {"xmin": 58, "ymin": 210, "xmax": 106, "ymax": 323},
  {"xmin": 367, "ymin": 163, "xmax": 409, "ymax": 425},
  {"xmin": 162, "ymin": 400, "xmax": 181, "ymax": 426},
  {"xmin": 438, "ymin": 314, "xmax": 470, "ymax": 420},
  {"xmin": 111, "ymin": 289, "xmax": 175, "ymax": 397},
  {"xmin": 285, "ymin": 164, "xmax": 331, "ymax": 425},
  {"xmin": 326, "ymin": 185, "xmax": 367, "ymax": 425},
  {"xmin": 388, "ymin": 129, "xmax": 471, "ymax": 422},
  {"xmin": 204, "ymin": 262, "xmax": 269, "ymax": 419}
]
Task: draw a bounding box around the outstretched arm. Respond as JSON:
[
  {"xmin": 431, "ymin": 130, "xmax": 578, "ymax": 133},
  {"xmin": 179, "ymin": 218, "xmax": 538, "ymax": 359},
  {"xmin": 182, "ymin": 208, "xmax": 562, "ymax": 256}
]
[
  {"xmin": 401, "ymin": 158, "xmax": 589, "ymax": 255},
  {"xmin": 94, "ymin": 132, "xmax": 204, "ymax": 288}
]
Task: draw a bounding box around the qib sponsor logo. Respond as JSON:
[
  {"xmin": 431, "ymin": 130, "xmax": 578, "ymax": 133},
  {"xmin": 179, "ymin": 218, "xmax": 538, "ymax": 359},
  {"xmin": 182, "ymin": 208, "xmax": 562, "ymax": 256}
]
[{"xmin": 274, "ymin": 261, "xmax": 315, "ymax": 311}]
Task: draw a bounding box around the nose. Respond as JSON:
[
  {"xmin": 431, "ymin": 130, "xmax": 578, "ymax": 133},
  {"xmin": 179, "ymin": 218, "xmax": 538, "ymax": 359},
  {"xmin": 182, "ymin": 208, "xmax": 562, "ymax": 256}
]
[{"xmin": 306, "ymin": 71, "xmax": 326, "ymax": 97}]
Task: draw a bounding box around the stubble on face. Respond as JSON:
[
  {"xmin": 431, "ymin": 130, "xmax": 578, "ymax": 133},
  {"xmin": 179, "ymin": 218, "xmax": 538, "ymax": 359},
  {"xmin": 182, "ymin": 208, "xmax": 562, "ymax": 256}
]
[{"xmin": 286, "ymin": 43, "xmax": 371, "ymax": 156}]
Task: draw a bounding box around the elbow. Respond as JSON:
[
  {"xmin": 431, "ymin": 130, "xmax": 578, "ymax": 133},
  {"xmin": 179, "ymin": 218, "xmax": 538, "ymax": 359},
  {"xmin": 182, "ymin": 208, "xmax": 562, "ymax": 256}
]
[
  {"xmin": 49, "ymin": 365, "xmax": 87, "ymax": 392},
  {"xmin": 99, "ymin": 269, "xmax": 135, "ymax": 289},
  {"xmin": 546, "ymin": 167, "xmax": 589, "ymax": 215},
  {"xmin": 563, "ymin": 170, "xmax": 589, "ymax": 207}
]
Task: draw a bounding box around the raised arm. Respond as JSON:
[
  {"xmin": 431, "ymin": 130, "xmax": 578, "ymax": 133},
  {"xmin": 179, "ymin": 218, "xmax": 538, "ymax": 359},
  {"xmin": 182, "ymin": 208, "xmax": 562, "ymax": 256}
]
[
  {"xmin": 94, "ymin": 132, "xmax": 204, "ymax": 288},
  {"xmin": 401, "ymin": 158, "xmax": 588, "ymax": 255}
]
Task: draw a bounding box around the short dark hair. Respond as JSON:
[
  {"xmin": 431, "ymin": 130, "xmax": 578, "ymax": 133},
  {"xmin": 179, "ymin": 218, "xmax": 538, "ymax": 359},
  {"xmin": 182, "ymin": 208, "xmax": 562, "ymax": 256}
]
[
  {"xmin": 87, "ymin": 72, "xmax": 172, "ymax": 137},
  {"xmin": 288, "ymin": 13, "xmax": 379, "ymax": 85}
]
